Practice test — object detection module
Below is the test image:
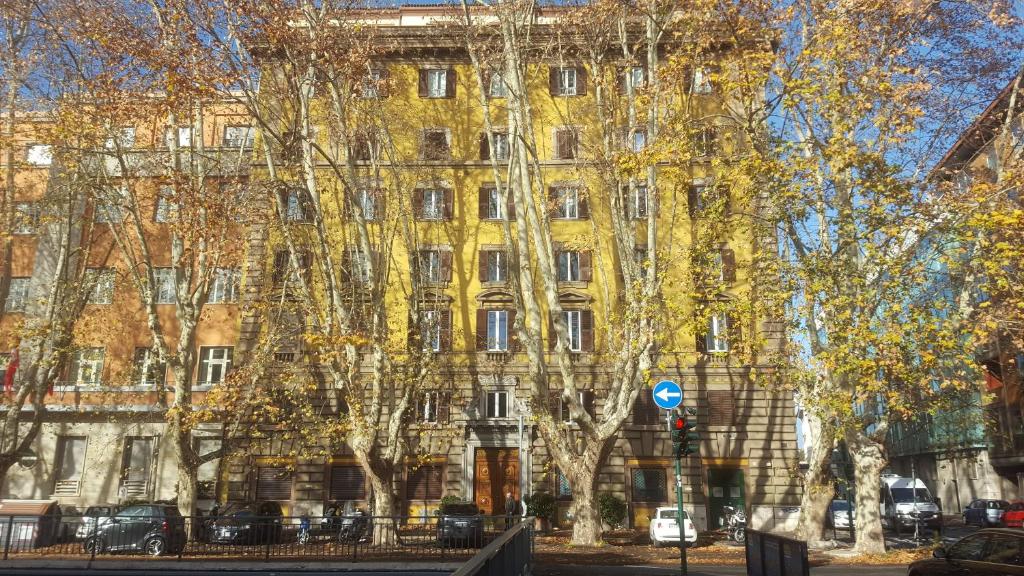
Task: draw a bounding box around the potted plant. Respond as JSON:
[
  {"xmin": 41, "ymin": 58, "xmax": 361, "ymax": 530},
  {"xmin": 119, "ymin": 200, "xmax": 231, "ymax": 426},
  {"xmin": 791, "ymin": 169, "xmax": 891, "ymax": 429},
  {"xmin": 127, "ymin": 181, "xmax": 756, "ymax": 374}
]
[
  {"xmin": 599, "ymin": 493, "xmax": 633, "ymax": 545},
  {"xmin": 525, "ymin": 491, "xmax": 555, "ymax": 533}
]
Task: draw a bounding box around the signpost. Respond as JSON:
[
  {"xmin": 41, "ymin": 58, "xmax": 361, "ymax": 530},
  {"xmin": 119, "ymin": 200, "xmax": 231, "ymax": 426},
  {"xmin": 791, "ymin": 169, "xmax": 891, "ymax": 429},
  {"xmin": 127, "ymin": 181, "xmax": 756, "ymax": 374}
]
[{"xmin": 653, "ymin": 380, "xmax": 693, "ymax": 576}]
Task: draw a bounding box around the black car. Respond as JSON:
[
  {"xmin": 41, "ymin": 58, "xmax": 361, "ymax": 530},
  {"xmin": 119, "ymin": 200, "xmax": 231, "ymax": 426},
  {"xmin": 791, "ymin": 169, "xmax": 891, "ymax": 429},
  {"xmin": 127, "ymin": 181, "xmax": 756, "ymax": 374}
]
[
  {"xmin": 908, "ymin": 528, "xmax": 1024, "ymax": 575},
  {"xmin": 82, "ymin": 504, "xmax": 186, "ymax": 556},
  {"xmin": 209, "ymin": 501, "xmax": 283, "ymax": 545},
  {"xmin": 436, "ymin": 502, "xmax": 484, "ymax": 546}
]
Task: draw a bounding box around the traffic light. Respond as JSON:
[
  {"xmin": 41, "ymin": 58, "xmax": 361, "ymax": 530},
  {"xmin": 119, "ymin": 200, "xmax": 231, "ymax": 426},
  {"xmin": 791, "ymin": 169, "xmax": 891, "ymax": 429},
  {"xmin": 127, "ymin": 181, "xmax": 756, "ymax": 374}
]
[{"xmin": 671, "ymin": 407, "xmax": 699, "ymax": 458}]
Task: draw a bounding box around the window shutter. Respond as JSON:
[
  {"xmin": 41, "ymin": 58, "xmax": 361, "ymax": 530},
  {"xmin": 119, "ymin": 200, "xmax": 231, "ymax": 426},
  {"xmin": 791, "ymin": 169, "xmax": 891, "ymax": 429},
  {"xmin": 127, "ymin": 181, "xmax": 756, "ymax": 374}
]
[
  {"xmin": 443, "ymin": 188, "xmax": 454, "ymax": 220},
  {"xmin": 342, "ymin": 190, "xmax": 354, "ymax": 219},
  {"xmin": 556, "ymin": 130, "xmax": 570, "ymax": 159},
  {"xmin": 479, "ymin": 133, "xmax": 490, "ymax": 160},
  {"xmin": 437, "ymin": 392, "xmax": 451, "ymax": 423},
  {"xmin": 576, "ymin": 67, "xmax": 588, "ymax": 95},
  {"xmin": 548, "ymin": 186, "xmax": 558, "ymax": 217},
  {"xmin": 580, "ymin": 251, "xmax": 593, "ymax": 282},
  {"xmin": 196, "ymin": 353, "xmax": 208, "ymax": 385},
  {"xmin": 682, "ymin": 66, "xmax": 693, "ymax": 93},
  {"xmin": 687, "ymin": 185, "xmax": 700, "ymax": 219},
  {"xmin": 445, "ymin": 68, "xmax": 456, "ymax": 98},
  {"xmin": 441, "ymin": 251, "xmax": 452, "ymax": 282},
  {"xmin": 726, "ymin": 312, "xmax": 741, "ymax": 350},
  {"xmin": 418, "ymin": 69, "xmax": 429, "ymax": 97},
  {"xmin": 578, "ymin": 190, "xmax": 590, "ymax": 219},
  {"xmin": 582, "ymin": 390, "xmax": 595, "ymax": 417},
  {"xmin": 721, "ymin": 248, "xmax": 736, "ymax": 282},
  {"xmin": 476, "ymin": 309, "xmax": 488, "ymax": 350},
  {"xmin": 377, "ymin": 67, "xmax": 391, "ymax": 98},
  {"xmin": 481, "ymin": 69, "xmax": 493, "ymax": 97},
  {"xmin": 508, "ymin": 309, "xmax": 519, "ymax": 351},
  {"xmin": 373, "ymin": 188, "xmax": 384, "ymax": 218},
  {"xmin": 718, "ymin": 183, "xmax": 732, "ymax": 215},
  {"xmin": 548, "ymin": 312, "xmax": 557, "ymax": 351},
  {"xmin": 506, "ymin": 192, "xmax": 516, "ymax": 220},
  {"xmin": 479, "ymin": 250, "xmax": 489, "ymax": 282},
  {"xmin": 581, "ymin": 310, "xmax": 594, "ymax": 352},
  {"xmin": 478, "ymin": 186, "xmax": 490, "ymax": 219},
  {"xmin": 413, "ymin": 188, "xmax": 424, "ymax": 219},
  {"xmin": 329, "ymin": 466, "xmax": 366, "ymax": 500},
  {"xmin": 707, "ymin": 390, "xmax": 735, "ymax": 427},
  {"xmin": 695, "ymin": 326, "xmax": 707, "ymax": 353},
  {"xmin": 407, "ymin": 312, "xmax": 419, "ymax": 350},
  {"xmin": 549, "ymin": 391, "xmax": 562, "ymax": 417},
  {"xmin": 616, "ymin": 66, "xmax": 626, "ymax": 94},
  {"xmin": 440, "ymin": 310, "xmax": 452, "ymax": 352},
  {"xmin": 548, "ymin": 67, "xmax": 559, "ymax": 95}
]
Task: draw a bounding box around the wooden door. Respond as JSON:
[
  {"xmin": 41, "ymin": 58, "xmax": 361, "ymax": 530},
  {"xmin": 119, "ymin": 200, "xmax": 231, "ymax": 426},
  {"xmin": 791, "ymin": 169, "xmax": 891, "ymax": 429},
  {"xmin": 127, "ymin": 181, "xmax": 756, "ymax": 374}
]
[{"xmin": 474, "ymin": 448, "xmax": 519, "ymax": 515}]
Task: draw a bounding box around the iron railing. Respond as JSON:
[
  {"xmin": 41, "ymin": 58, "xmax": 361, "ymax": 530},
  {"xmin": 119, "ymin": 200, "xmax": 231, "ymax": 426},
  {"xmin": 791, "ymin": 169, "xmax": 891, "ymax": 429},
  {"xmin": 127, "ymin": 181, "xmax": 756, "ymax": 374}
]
[
  {"xmin": 451, "ymin": 517, "xmax": 533, "ymax": 576},
  {"xmin": 0, "ymin": 513, "xmax": 529, "ymax": 565}
]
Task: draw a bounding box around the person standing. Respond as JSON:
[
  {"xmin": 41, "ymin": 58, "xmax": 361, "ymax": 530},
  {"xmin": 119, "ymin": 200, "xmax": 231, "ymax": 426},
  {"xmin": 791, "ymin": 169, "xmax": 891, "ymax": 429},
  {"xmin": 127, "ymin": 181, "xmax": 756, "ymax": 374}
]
[{"xmin": 504, "ymin": 492, "xmax": 517, "ymax": 530}]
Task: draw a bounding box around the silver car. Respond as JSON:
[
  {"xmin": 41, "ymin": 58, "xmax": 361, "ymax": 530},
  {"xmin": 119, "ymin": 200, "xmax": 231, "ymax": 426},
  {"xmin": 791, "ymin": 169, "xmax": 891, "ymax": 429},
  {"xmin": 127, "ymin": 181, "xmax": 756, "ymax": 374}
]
[
  {"xmin": 963, "ymin": 499, "xmax": 1009, "ymax": 527},
  {"xmin": 75, "ymin": 504, "xmax": 120, "ymax": 540}
]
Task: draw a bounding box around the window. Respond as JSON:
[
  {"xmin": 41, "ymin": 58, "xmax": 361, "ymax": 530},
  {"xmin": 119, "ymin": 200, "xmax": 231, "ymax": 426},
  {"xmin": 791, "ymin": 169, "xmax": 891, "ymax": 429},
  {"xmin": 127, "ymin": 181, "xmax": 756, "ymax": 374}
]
[
  {"xmin": 627, "ymin": 185, "xmax": 649, "ymax": 219},
  {"xmin": 555, "ymin": 469, "xmax": 573, "ymax": 500},
  {"xmin": 256, "ymin": 466, "xmax": 292, "ymax": 501},
  {"xmin": 418, "ymin": 249, "xmax": 450, "ymax": 284},
  {"xmin": 345, "ymin": 250, "xmax": 372, "ymax": 284},
  {"xmin": 563, "ymin": 310, "xmax": 582, "ymax": 352},
  {"xmin": 632, "ymin": 394, "xmax": 660, "ymax": 425},
  {"xmin": 351, "ymin": 188, "xmax": 378, "ymax": 220},
  {"xmin": 418, "ymin": 188, "xmax": 447, "ymax": 220},
  {"xmin": 557, "ymin": 251, "xmax": 581, "ymax": 282},
  {"xmin": 106, "ymin": 127, "xmax": 135, "ymax": 149},
  {"xmin": 481, "ymin": 132, "xmax": 511, "ymax": 161},
  {"xmin": 53, "ymin": 437, "xmax": 87, "ymax": 496},
  {"xmin": 421, "ymin": 310, "xmax": 443, "ymax": 352},
  {"xmin": 12, "ymin": 202, "xmax": 38, "ymax": 234},
  {"xmin": 329, "ymin": 466, "xmax": 366, "ymax": 500},
  {"xmin": 132, "ymin": 347, "xmax": 164, "ymax": 387},
  {"xmin": 196, "ymin": 437, "xmax": 221, "ymax": 499},
  {"xmin": 154, "ymin": 186, "xmax": 178, "ymax": 223},
  {"xmin": 423, "ymin": 69, "xmax": 449, "ymax": 98},
  {"xmin": 717, "ymin": 247, "xmax": 736, "ymax": 282},
  {"xmin": 705, "ymin": 313, "xmax": 729, "ymax": 353},
  {"xmin": 421, "ymin": 129, "xmax": 450, "ymax": 160},
  {"xmin": 86, "ymin": 268, "xmax": 115, "ymax": 305},
  {"xmin": 631, "ymin": 468, "xmax": 667, "ymax": 502},
  {"xmin": 485, "ymin": 310, "xmax": 509, "ymax": 352},
  {"xmin": 208, "ymin": 267, "xmax": 240, "ymax": 304},
  {"xmin": 153, "ymin": 267, "xmax": 176, "ymax": 304},
  {"xmin": 555, "ymin": 128, "xmax": 578, "ymax": 160},
  {"xmin": 983, "ymin": 534, "xmax": 1022, "ymax": 564},
  {"xmin": 282, "ymin": 189, "xmax": 312, "ymax": 222},
  {"xmin": 361, "ymin": 69, "xmax": 386, "ymax": 98},
  {"xmin": 628, "ymin": 129, "xmax": 647, "ymax": 152},
  {"xmin": 626, "ymin": 66, "xmax": 645, "ymax": 91},
  {"xmin": 486, "ymin": 390, "xmax": 509, "ymax": 418},
  {"xmin": 70, "ymin": 348, "xmax": 105, "ymax": 386},
  {"xmin": 558, "ymin": 68, "xmax": 578, "ymax": 96},
  {"xmin": 164, "ymin": 126, "xmax": 192, "ymax": 148},
  {"xmin": 26, "ymin": 144, "xmax": 52, "ymax": 166},
  {"xmin": 198, "ymin": 346, "xmax": 233, "ymax": 385},
  {"xmin": 694, "ymin": 126, "xmax": 717, "ymax": 157},
  {"xmin": 692, "ymin": 66, "xmax": 713, "ymax": 95},
  {"xmin": 553, "ymin": 187, "xmax": 581, "ymax": 219},
  {"xmin": 407, "ymin": 464, "xmax": 443, "ymax": 499},
  {"xmin": 481, "ymin": 250, "xmax": 507, "ymax": 283},
  {"xmin": 223, "ymin": 125, "xmax": 255, "ymax": 148},
  {"xmin": 480, "ymin": 187, "xmax": 514, "ymax": 220},
  {"xmin": 5, "ymin": 277, "xmax": 29, "ymax": 312},
  {"xmin": 552, "ymin": 310, "xmax": 593, "ymax": 352},
  {"xmin": 948, "ymin": 534, "xmax": 989, "ymax": 561},
  {"xmin": 488, "ymin": 70, "xmax": 507, "ymax": 98},
  {"xmin": 94, "ymin": 186, "xmax": 128, "ymax": 223},
  {"xmin": 419, "ymin": 390, "xmax": 446, "ymax": 422},
  {"xmin": 688, "ymin": 181, "xmax": 727, "ymax": 217},
  {"xmin": 120, "ymin": 436, "xmax": 154, "ymax": 498}
]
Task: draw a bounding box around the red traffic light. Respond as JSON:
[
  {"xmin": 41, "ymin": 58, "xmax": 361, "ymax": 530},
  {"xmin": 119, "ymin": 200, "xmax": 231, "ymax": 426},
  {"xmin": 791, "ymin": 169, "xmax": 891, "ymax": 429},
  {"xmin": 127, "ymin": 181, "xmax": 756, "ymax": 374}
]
[{"xmin": 675, "ymin": 417, "xmax": 686, "ymax": 430}]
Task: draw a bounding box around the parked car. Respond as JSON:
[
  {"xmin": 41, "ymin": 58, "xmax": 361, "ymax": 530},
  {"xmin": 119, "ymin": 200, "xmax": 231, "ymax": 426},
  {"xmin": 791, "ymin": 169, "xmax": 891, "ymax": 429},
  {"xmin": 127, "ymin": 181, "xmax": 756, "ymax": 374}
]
[
  {"xmin": 435, "ymin": 501, "xmax": 483, "ymax": 546},
  {"xmin": 963, "ymin": 499, "xmax": 1010, "ymax": 528},
  {"xmin": 1004, "ymin": 501, "xmax": 1024, "ymax": 528},
  {"xmin": 75, "ymin": 504, "xmax": 121, "ymax": 540},
  {"xmin": 648, "ymin": 507, "xmax": 697, "ymax": 548},
  {"xmin": 82, "ymin": 504, "xmax": 186, "ymax": 556},
  {"xmin": 908, "ymin": 528, "xmax": 1024, "ymax": 575},
  {"xmin": 826, "ymin": 499, "xmax": 854, "ymax": 529},
  {"xmin": 209, "ymin": 501, "xmax": 283, "ymax": 545}
]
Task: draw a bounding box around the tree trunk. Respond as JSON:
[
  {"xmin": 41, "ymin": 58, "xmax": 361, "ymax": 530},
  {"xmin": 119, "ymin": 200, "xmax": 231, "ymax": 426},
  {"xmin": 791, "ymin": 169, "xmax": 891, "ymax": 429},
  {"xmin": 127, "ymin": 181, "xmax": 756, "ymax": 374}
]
[
  {"xmin": 569, "ymin": 477, "xmax": 603, "ymax": 546},
  {"xmin": 177, "ymin": 458, "xmax": 199, "ymax": 532},
  {"xmin": 362, "ymin": 458, "xmax": 397, "ymax": 546},
  {"xmin": 847, "ymin": 429, "xmax": 887, "ymax": 555},
  {"xmin": 795, "ymin": 413, "xmax": 834, "ymax": 544}
]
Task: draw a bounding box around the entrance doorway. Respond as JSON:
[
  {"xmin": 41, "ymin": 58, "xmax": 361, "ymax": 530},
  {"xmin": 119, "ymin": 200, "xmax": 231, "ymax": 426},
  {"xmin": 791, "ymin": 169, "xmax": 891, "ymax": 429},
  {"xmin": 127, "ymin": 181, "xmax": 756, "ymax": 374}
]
[
  {"xmin": 707, "ymin": 467, "xmax": 745, "ymax": 529},
  {"xmin": 474, "ymin": 447, "xmax": 519, "ymax": 515}
]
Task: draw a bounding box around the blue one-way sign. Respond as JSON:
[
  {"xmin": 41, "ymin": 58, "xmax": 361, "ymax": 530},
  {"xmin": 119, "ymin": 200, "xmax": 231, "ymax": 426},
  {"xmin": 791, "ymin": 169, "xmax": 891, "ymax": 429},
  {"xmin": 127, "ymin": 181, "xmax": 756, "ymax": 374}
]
[{"xmin": 652, "ymin": 380, "xmax": 683, "ymax": 410}]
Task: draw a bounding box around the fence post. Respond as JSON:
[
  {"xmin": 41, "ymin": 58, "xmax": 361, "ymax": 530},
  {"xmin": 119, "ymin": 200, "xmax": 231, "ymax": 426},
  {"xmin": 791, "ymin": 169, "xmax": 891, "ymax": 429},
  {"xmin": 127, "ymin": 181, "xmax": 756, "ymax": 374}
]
[{"xmin": 3, "ymin": 515, "xmax": 14, "ymax": 560}]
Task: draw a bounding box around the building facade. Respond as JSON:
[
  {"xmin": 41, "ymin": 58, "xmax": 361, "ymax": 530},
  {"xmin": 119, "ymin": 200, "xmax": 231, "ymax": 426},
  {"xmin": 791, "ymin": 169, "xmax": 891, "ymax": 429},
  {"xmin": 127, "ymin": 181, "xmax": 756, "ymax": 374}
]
[{"xmin": 1, "ymin": 5, "xmax": 801, "ymax": 532}]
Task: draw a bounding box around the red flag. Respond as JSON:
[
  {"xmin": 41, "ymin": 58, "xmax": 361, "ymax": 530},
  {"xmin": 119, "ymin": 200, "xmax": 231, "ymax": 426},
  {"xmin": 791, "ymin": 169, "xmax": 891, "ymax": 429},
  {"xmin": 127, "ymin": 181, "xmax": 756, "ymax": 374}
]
[{"xmin": 4, "ymin": 349, "xmax": 19, "ymax": 394}]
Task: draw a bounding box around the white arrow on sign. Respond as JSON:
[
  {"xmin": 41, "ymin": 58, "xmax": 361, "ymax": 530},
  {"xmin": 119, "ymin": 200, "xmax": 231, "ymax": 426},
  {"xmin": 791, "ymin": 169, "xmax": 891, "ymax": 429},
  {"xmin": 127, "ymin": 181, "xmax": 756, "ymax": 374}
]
[{"xmin": 655, "ymin": 388, "xmax": 681, "ymax": 402}]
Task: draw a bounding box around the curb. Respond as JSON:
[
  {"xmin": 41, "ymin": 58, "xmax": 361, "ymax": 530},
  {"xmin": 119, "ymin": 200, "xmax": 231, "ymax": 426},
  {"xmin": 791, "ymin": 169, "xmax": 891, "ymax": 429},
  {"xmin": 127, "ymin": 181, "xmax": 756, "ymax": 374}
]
[{"xmin": 0, "ymin": 559, "xmax": 462, "ymax": 572}]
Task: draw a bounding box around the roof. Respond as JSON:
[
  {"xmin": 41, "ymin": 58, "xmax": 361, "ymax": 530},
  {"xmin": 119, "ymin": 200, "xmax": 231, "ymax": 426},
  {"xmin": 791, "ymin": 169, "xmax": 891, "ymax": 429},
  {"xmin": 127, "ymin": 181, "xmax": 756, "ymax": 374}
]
[{"xmin": 934, "ymin": 75, "xmax": 1022, "ymax": 175}]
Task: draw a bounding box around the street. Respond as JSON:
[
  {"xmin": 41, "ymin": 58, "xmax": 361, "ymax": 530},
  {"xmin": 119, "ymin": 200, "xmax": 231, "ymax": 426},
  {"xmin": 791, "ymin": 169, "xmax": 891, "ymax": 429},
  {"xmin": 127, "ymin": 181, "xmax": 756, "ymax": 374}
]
[{"xmin": 536, "ymin": 564, "xmax": 906, "ymax": 576}]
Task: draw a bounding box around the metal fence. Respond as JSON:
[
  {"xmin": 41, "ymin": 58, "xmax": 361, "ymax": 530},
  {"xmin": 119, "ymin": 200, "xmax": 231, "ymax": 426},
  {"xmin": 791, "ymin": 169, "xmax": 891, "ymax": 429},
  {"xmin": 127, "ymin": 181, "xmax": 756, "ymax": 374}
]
[
  {"xmin": 745, "ymin": 529, "xmax": 809, "ymax": 576},
  {"xmin": 451, "ymin": 518, "xmax": 533, "ymax": 576},
  {"xmin": 0, "ymin": 513, "xmax": 529, "ymax": 564}
]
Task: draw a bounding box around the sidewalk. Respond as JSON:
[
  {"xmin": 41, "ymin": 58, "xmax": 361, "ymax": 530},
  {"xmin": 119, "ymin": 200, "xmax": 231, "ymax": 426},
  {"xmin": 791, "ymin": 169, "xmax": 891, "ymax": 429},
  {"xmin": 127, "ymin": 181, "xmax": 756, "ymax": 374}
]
[{"xmin": 0, "ymin": 558, "xmax": 461, "ymax": 572}]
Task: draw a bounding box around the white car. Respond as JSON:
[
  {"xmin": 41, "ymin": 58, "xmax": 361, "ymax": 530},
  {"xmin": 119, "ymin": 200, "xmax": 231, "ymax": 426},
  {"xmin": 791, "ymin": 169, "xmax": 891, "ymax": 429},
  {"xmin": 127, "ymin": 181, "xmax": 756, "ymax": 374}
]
[{"xmin": 649, "ymin": 507, "xmax": 697, "ymax": 547}]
